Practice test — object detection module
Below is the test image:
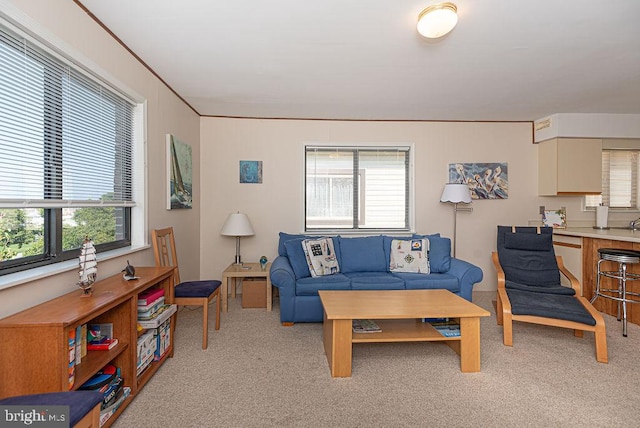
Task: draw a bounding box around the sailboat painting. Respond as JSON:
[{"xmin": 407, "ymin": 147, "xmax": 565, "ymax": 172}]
[
  {"xmin": 166, "ymin": 134, "xmax": 193, "ymax": 209},
  {"xmin": 78, "ymin": 238, "xmax": 97, "ymax": 297}
]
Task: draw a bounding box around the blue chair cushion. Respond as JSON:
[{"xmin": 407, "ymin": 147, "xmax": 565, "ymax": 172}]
[
  {"xmin": 506, "ymin": 288, "xmax": 596, "ymax": 325},
  {"xmin": 0, "ymin": 391, "xmax": 103, "ymax": 427},
  {"xmin": 175, "ymin": 280, "xmax": 221, "ymax": 298}
]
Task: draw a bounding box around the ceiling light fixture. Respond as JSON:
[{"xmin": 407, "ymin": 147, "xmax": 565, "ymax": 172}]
[{"xmin": 417, "ymin": 2, "xmax": 458, "ymax": 39}]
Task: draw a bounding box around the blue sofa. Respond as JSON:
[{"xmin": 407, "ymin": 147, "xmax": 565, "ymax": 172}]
[{"xmin": 270, "ymin": 232, "xmax": 484, "ymax": 324}]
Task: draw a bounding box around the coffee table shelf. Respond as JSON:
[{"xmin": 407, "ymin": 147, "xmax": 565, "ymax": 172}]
[{"xmin": 352, "ymin": 319, "xmax": 459, "ymax": 343}]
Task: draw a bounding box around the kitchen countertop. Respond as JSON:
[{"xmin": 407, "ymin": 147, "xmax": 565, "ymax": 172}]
[{"xmin": 554, "ymin": 227, "xmax": 640, "ymax": 243}]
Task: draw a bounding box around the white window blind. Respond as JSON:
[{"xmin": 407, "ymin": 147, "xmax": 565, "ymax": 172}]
[
  {"xmin": 0, "ymin": 26, "xmax": 134, "ymax": 209},
  {"xmin": 586, "ymin": 150, "xmax": 639, "ymax": 209},
  {"xmin": 305, "ymin": 146, "xmax": 410, "ymax": 231}
]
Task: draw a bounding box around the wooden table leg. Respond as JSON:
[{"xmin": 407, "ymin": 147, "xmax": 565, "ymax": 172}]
[
  {"xmin": 266, "ymin": 276, "xmax": 272, "ymax": 312},
  {"xmin": 221, "ymin": 275, "xmax": 229, "ymax": 312},
  {"xmin": 323, "ymin": 313, "xmax": 352, "ymax": 377},
  {"xmin": 459, "ymin": 317, "xmax": 481, "ymax": 372}
]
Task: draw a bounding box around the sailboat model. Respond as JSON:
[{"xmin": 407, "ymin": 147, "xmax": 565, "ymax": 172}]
[{"xmin": 78, "ymin": 238, "xmax": 97, "ymax": 297}]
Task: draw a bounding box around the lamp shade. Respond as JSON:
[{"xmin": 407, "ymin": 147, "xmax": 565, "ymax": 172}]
[
  {"xmin": 417, "ymin": 2, "xmax": 458, "ymax": 39},
  {"xmin": 220, "ymin": 213, "xmax": 255, "ymax": 236},
  {"xmin": 440, "ymin": 183, "xmax": 472, "ymax": 204}
]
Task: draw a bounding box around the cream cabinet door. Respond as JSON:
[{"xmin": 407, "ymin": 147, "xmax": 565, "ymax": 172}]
[
  {"xmin": 538, "ymin": 138, "xmax": 602, "ymax": 195},
  {"xmin": 553, "ymin": 234, "xmax": 583, "ymax": 294}
]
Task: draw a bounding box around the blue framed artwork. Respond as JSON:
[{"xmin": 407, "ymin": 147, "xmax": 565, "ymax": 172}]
[
  {"xmin": 239, "ymin": 160, "xmax": 263, "ymax": 184},
  {"xmin": 166, "ymin": 134, "xmax": 193, "ymax": 209},
  {"xmin": 448, "ymin": 162, "xmax": 508, "ymax": 199}
]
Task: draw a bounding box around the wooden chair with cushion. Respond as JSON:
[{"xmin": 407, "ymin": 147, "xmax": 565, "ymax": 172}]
[
  {"xmin": 492, "ymin": 225, "xmax": 608, "ymax": 363},
  {"xmin": 152, "ymin": 227, "xmax": 221, "ymax": 349}
]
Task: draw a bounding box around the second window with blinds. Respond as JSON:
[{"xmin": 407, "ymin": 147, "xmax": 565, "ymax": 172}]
[
  {"xmin": 305, "ymin": 145, "xmax": 412, "ymax": 232},
  {"xmin": 585, "ymin": 149, "xmax": 640, "ymax": 210}
]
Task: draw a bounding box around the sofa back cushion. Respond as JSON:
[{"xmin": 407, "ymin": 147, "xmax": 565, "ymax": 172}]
[
  {"xmin": 413, "ymin": 234, "xmax": 451, "ymax": 273},
  {"xmin": 338, "ymin": 236, "xmax": 387, "ymax": 273},
  {"xmin": 389, "ymin": 238, "xmax": 430, "ymax": 273}
]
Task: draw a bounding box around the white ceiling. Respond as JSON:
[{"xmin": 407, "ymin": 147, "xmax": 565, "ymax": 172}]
[{"xmin": 78, "ymin": 0, "xmax": 640, "ymax": 121}]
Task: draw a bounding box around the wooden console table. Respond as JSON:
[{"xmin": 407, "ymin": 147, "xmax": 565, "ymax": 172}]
[{"xmin": 0, "ymin": 266, "xmax": 175, "ymax": 427}]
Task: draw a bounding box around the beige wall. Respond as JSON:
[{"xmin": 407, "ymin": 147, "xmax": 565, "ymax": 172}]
[
  {"xmin": 200, "ymin": 119, "xmax": 526, "ymax": 291},
  {"xmin": 0, "ymin": 0, "xmax": 200, "ymax": 318}
]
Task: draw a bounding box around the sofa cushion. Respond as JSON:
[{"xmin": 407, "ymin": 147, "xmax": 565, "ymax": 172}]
[
  {"xmin": 389, "ymin": 238, "xmax": 430, "ymax": 273},
  {"xmin": 339, "ymin": 236, "xmax": 387, "ymax": 273},
  {"xmin": 344, "ymin": 272, "xmax": 405, "ymax": 290},
  {"xmin": 279, "ymin": 232, "xmax": 313, "ymax": 257},
  {"xmin": 393, "ymin": 272, "xmax": 459, "ymax": 293},
  {"xmin": 295, "ymin": 274, "xmax": 351, "ymax": 296},
  {"xmin": 413, "ymin": 234, "xmax": 451, "ymax": 273},
  {"xmin": 283, "ymin": 238, "xmax": 313, "ymax": 278},
  {"xmin": 302, "ymin": 237, "xmax": 340, "ymax": 277}
]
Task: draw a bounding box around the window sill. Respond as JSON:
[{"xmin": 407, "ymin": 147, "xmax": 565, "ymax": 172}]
[{"xmin": 0, "ymin": 244, "xmax": 150, "ymax": 291}]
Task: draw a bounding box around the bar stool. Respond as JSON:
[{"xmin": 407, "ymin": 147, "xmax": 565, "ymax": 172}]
[{"xmin": 591, "ymin": 248, "xmax": 640, "ymax": 336}]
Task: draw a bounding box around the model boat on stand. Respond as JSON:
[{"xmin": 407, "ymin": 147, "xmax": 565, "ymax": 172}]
[{"xmin": 78, "ymin": 238, "xmax": 97, "ymax": 297}]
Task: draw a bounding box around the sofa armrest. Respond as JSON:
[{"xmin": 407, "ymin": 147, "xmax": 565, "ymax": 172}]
[
  {"xmin": 447, "ymin": 257, "xmax": 483, "ymax": 301},
  {"xmin": 270, "ymin": 255, "xmax": 296, "ymax": 297}
]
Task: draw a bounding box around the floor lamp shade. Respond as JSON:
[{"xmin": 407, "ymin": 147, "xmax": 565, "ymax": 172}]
[
  {"xmin": 221, "ymin": 213, "xmax": 255, "ymax": 265},
  {"xmin": 440, "ymin": 184, "xmax": 472, "ymax": 257}
]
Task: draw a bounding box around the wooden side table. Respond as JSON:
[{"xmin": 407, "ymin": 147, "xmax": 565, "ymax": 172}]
[{"xmin": 221, "ymin": 262, "xmax": 272, "ymax": 312}]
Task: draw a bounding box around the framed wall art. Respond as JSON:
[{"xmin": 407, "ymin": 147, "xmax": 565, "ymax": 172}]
[
  {"xmin": 448, "ymin": 162, "xmax": 508, "ymax": 199},
  {"xmin": 166, "ymin": 134, "xmax": 193, "ymax": 209},
  {"xmin": 240, "ymin": 160, "xmax": 263, "ymax": 184}
]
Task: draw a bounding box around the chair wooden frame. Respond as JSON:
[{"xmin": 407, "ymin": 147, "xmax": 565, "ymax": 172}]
[
  {"xmin": 152, "ymin": 227, "xmax": 220, "ymax": 349},
  {"xmin": 492, "ymin": 251, "xmax": 608, "ymax": 363}
]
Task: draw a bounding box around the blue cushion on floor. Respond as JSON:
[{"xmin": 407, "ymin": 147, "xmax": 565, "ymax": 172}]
[
  {"xmin": 0, "ymin": 391, "xmax": 103, "ymax": 427},
  {"xmin": 175, "ymin": 280, "xmax": 221, "ymax": 298}
]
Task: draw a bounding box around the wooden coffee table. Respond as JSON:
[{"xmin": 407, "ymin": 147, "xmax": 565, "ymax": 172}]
[{"xmin": 318, "ymin": 289, "xmax": 491, "ymax": 377}]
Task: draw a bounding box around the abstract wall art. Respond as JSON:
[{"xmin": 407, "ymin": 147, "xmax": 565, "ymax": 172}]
[{"xmin": 240, "ymin": 160, "xmax": 263, "ymax": 184}]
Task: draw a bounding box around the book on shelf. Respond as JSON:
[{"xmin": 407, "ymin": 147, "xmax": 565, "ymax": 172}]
[
  {"xmin": 87, "ymin": 338, "xmax": 119, "ymax": 351},
  {"xmin": 75, "ymin": 324, "xmax": 82, "ymax": 365},
  {"xmin": 100, "ymin": 386, "xmax": 131, "ymax": 427},
  {"xmin": 137, "ymin": 288, "xmax": 165, "ymax": 306},
  {"xmin": 430, "ymin": 320, "xmax": 461, "ymax": 337},
  {"xmin": 137, "ymin": 304, "xmax": 177, "ymax": 329},
  {"xmin": 352, "ymin": 319, "xmax": 382, "ymax": 333}
]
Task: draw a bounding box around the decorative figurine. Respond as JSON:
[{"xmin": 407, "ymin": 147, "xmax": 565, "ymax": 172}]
[
  {"xmin": 77, "ymin": 237, "xmax": 97, "ymax": 297},
  {"xmin": 259, "ymin": 255, "xmax": 268, "ymax": 271}
]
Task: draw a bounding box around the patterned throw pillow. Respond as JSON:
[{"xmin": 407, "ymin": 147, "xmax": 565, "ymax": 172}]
[
  {"xmin": 301, "ymin": 238, "xmax": 340, "ymax": 277},
  {"xmin": 389, "ymin": 239, "xmax": 430, "ymax": 274}
]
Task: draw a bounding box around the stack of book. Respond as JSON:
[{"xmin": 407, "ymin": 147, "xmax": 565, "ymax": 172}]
[
  {"xmin": 79, "ymin": 363, "xmax": 129, "ymax": 425},
  {"xmin": 429, "ymin": 319, "xmax": 461, "ymax": 337},
  {"xmin": 87, "ymin": 323, "xmax": 118, "ymax": 351},
  {"xmin": 137, "ymin": 288, "xmax": 165, "ymax": 320}
]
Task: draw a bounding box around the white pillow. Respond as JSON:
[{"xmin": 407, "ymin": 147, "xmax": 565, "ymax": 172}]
[
  {"xmin": 301, "ymin": 238, "xmax": 340, "ymax": 277},
  {"xmin": 389, "ymin": 239, "xmax": 430, "ymax": 274}
]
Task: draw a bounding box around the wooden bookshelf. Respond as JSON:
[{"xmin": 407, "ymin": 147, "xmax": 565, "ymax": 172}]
[{"xmin": 0, "ymin": 266, "xmax": 175, "ymax": 427}]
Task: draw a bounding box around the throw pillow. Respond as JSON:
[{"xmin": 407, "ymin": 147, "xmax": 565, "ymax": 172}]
[
  {"xmin": 301, "ymin": 238, "xmax": 340, "ymax": 277},
  {"xmin": 283, "ymin": 238, "xmax": 313, "ymax": 279},
  {"xmin": 389, "ymin": 239, "xmax": 430, "ymax": 274},
  {"xmin": 413, "ymin": 234, "xmax": 451, "ymax": 273}
]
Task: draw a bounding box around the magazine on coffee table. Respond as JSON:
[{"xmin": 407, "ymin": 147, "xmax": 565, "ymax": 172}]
[
  {"xmin": 352, "ymin": 319, "xmax": 382, "ymax": 333},
  {"xmin": 430, "ymin": 320, "xmax": 461, "ymax": 337}
]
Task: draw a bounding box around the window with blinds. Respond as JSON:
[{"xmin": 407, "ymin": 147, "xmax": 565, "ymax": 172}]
[
  {"xmin": 0, "ymin": 22, "xmax": 134, "ymax": 274},
  {"xmin": 305, "ymin": 146, "xmax": 411, "ymax": 231},
  {"xmin": 585, "ymin": 150, "xmax": 639, "ymax": 209}
]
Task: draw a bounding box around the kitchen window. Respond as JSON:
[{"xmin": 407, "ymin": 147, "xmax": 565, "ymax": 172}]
[
  {"xmin": 305, "ymin": 145, "xmax": 412, "ymax": 232},
  {"xmin": 585, "ymin": 149, "xmax": 640, "ymax": 210}
]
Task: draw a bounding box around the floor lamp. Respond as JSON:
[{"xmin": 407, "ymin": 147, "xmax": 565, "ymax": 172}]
[
  {"xmin": 220, "ymin": 212, "xmax": 255, "ymax": 265},
  {"xmin": 440, "ymin": 183, "xmax": 473, "ymax": 258}
]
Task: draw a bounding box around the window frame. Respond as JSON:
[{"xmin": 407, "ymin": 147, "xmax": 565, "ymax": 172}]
[
  {"xmin": 0, "ymin": 14, "xmax": 144, "ymax": 278},
  {"xmin": 303, "ymin": 144, "xmax": 414, "ymax": 233}
]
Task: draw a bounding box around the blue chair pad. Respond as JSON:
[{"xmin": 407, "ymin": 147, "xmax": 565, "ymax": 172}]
[
  {"xmin": 506, "ymin": 288, "xmax": 596, "ymax": 326},
  {"xmin": 0, "ymin": 391, "xmax": 103, "ymax": 426},
  {"xmin": 175, "ymin": 280, "xmax": 221, "ymax": 298}
]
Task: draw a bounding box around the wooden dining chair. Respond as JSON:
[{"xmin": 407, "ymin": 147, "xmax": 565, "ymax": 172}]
[{"xmin": 152, "ymin": 227, "xmax": 221, "ymax": 349}]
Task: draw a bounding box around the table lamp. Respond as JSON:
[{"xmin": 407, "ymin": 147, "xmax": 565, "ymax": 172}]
[
  {"xmin": 440, "ymin": 183, "xmax": 473, "ymax": 257},
  {"xmin": 221, "ymin": 212, "xmax": 255, "ymax": 265}
]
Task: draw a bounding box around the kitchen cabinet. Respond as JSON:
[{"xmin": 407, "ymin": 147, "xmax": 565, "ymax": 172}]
[{"xmin": 538, "ymin": 138, "xmax": 602, "ymax": 195}]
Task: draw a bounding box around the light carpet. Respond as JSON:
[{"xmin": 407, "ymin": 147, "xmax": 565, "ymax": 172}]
[{"xmin": 113, "ymin": 291, "xmax": 640, "ymax": 428}]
